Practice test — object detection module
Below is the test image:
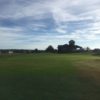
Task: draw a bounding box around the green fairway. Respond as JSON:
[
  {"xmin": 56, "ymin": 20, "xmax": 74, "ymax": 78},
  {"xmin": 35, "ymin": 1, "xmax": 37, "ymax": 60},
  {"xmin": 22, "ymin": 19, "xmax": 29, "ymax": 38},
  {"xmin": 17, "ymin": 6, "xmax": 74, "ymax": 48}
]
[{"xmin": 0, "ymin": 53, "xmax": 100, "ymax": 100}]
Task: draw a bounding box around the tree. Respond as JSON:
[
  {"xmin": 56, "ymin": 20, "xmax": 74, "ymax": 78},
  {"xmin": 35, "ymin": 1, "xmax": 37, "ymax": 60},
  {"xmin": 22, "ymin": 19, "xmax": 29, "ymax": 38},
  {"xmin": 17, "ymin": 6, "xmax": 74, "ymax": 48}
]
[
  {"xmin": 93, "ymin": 49, "xmax": 100, "ymax": 55},
  {"xmin": 34, "ymin": 48, "xmax": 38, "ymax": 53},
  {"xmin": 69, "ymin": 40, "xmax": 75, "ymax": 46},
  {"xmin": 68, "ymin": 40, "xmax": 76, "ymax": 52},
  {"xmin": 86, "ymin": 47, "xmax": 90, "ymax": 51},
  {"xmin": 45, "ymin": 45, "xmax": 55, "ymax": 52}
]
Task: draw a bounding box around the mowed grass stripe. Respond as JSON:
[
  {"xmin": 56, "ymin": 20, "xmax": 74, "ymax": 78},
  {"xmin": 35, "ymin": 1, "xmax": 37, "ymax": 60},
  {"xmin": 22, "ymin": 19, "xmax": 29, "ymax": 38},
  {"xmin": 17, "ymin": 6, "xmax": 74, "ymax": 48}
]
[{"xmin": 0, "ymin": 54, "xmax": 74, "ymax": 75}]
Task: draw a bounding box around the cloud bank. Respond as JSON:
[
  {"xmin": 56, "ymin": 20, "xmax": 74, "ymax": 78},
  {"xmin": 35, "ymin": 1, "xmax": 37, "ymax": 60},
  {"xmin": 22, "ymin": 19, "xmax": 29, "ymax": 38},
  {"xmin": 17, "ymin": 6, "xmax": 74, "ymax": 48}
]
[{"xmin": 0, "ymin": 0, "xmax": 100, "ymax": 49}]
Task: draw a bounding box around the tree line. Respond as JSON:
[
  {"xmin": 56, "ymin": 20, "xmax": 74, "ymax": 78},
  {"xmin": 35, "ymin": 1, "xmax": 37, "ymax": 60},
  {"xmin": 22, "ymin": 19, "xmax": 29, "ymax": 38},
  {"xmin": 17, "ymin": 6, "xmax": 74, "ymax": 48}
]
[{"xmin": 0, "ymin": 40, "xmax": 100, "ymax": 54}]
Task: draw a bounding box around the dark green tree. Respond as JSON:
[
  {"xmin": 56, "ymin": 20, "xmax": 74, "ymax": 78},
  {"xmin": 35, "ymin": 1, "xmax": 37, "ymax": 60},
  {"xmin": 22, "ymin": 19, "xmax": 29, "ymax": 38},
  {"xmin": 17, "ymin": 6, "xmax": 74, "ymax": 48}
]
[
  {"xmin": 69, "ymin": 40, "xmax": 75, "ymax": 46},
  {"xmin": 68, "ymin": 40, "xmax": 76, "ymax": 52},
  {"xmin": 46, "ymin": 45, "xmax": 55, "ymax": 52}
]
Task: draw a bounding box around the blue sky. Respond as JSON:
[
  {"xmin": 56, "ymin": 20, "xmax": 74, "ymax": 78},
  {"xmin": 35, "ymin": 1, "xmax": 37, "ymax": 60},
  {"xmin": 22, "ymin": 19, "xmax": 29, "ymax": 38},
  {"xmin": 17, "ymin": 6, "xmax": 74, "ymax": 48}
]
[{"xmin": 0, "ymin": 0, "xmax": 100, "ymax": 49}]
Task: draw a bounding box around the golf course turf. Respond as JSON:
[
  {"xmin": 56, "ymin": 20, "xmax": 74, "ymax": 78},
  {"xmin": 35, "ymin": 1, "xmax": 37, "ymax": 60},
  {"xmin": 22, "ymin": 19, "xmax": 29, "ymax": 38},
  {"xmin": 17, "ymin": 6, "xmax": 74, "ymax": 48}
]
[{"xmin": 0, "ymin": 53, "xmax": 100, "ymax": 100}]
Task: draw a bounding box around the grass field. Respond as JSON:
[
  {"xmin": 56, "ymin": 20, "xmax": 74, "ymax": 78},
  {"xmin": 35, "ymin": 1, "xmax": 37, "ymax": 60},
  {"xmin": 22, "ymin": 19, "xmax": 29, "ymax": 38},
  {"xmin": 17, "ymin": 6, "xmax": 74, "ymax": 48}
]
[{"xmin": 0, "ymin": 53, "xmax": 100, "ymax": 100}]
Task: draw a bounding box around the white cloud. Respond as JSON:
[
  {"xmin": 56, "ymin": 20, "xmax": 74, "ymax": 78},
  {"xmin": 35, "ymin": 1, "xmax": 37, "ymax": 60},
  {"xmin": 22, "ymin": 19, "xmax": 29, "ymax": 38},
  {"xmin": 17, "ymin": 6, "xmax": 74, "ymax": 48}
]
[{"xmin": 0, "ymin": 0, "xmax": 100, "ymax": 49}]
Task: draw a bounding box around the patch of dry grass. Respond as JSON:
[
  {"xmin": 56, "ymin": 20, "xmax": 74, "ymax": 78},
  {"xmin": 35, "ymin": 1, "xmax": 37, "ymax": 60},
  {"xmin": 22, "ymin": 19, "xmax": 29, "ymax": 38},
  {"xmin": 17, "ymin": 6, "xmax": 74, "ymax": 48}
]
[{"xmin": 75, "ymin": 59, "xmax": 100, "ymax": 84}]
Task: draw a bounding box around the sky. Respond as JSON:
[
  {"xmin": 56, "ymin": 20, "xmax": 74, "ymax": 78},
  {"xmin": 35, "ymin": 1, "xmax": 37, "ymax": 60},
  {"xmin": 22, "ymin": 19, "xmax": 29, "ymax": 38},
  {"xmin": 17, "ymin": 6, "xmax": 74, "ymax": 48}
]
[{"xmin": 0, "ymin": 0, "xmax": 100, "ymax": 49}]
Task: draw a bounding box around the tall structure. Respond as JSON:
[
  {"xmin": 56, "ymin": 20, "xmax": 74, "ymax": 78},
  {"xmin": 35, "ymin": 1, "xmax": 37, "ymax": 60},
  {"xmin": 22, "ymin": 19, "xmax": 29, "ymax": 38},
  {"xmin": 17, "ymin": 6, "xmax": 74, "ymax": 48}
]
[{"xmin": 58, "ymin": 40, "xmax": 82, "ymax": 53}]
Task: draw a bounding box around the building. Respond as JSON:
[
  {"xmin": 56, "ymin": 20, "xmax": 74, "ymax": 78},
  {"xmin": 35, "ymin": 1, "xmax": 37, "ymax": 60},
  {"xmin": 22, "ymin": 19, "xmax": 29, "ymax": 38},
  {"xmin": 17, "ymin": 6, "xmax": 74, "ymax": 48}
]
[{"xmin": 58, "ymin": 40, "xmax": 83, "ymax": 53}]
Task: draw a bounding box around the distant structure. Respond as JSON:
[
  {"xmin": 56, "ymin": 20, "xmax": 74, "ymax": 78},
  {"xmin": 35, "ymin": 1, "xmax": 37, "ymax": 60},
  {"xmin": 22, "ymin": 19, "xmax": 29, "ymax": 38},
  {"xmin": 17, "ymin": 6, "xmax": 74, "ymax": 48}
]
[
  {"xmin": 0, "ymin": 49, "xmax": 35, "ymax": 54},
  {"xmin": 58, "ymin": 40, "xmax": 83, "ymax": 53},
  {"xmin": 93, "ymin": 48, "xmax": 100, "ymax": 55},
  {"xmin": 8, "ymin": 50, "xmax": 13, "ymax": 54}
]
